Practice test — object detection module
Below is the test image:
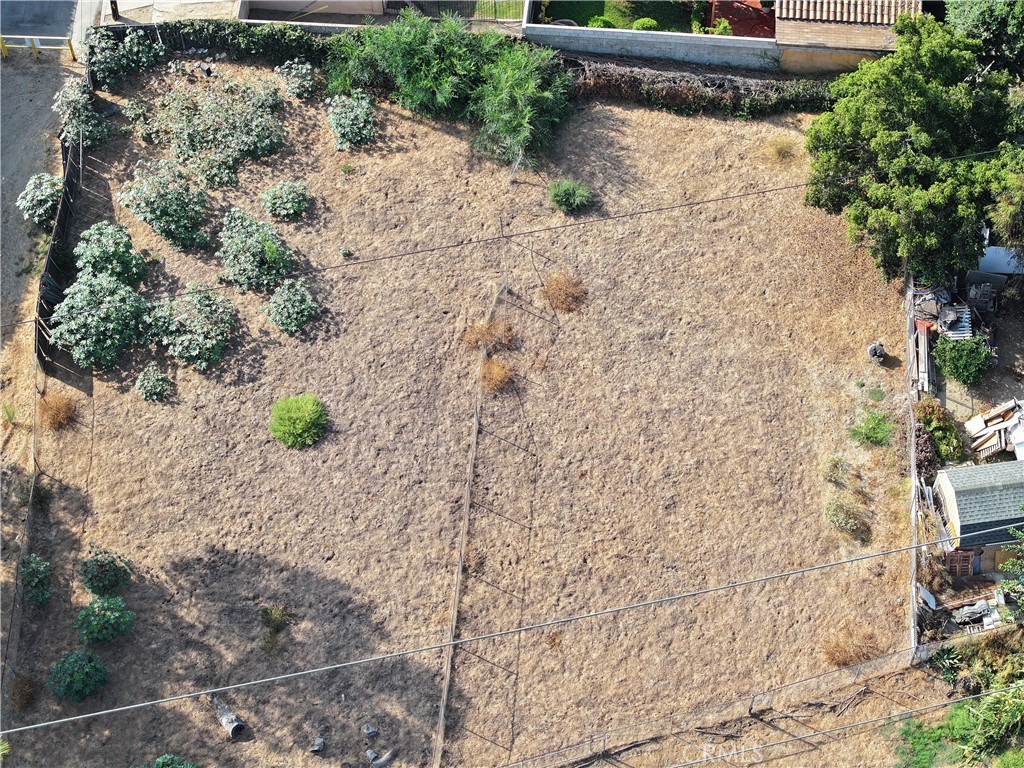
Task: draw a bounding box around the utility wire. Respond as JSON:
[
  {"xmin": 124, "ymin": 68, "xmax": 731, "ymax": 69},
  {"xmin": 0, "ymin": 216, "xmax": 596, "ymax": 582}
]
[
  {"xmin": 2, "ymin": 520, "xmax": 1017, "ymax": 737},
  {"xmin": 666, "ymin": 678, "xmax": 1024, "ymax": 767}
]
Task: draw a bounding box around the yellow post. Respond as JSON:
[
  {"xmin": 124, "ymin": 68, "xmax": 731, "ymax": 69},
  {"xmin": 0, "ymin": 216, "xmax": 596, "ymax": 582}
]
[
  {"xmin": 29, "ymin": 37, "xmax": 39, "ymax": 59},
  {"xmin": 66, "ymin": 37, "xmax": 76, "ymax": 61},
  {"xmin": 0, "ymin": 37, "xmax": 8, "ymax": 58}
]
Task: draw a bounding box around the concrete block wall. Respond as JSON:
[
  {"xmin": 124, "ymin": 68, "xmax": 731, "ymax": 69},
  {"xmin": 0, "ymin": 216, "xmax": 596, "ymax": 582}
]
[{"xmin": 521, "ymin": 23, "xmax": 782, "ymax": 71}]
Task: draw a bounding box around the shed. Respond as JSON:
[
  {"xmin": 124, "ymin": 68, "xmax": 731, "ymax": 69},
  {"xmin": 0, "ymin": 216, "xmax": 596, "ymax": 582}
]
[{"xmin": 934, "ymin": 461, "xmax": 1024, "ymax": 547}]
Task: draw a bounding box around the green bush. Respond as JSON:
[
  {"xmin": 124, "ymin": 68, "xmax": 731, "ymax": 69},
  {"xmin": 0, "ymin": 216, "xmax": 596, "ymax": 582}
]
[
  {"xmin": 913, "ymin": 398, "xmax": 964, "ymax": 463},
  {"xmin": 632, "ymin": 17, "xmax": 659, "ymax": 30},
  {"xmin": 996, "ymin": 749, "xmax": 1024, "ymax": 768},
  {"xmin": 263, "ymin": 181, "xmax": 310, "ymax": 221},
  {"xmin": 73, "ymin": 222, "xmax": 146, "ymax": 284},
  {"xmin": 79, "ymin": 544, "xmax": 133, "ymax": 595},
  {"xmin": 16, "ymin": 174, "xmax": 63, "ymax": 229},
  {"xmin": 269, "ymin": 393, "xmax": 328, "ymax": 448},
  {"xmin": 148, "ymin": 80, "xmax": 284, "ymax": 186},
  {"xmin": 274, "ymin": 58, "xmax": 319, "ymax": 99},
  {"xmin": 151, "ymin": 285, "xmax": 236, "ymax": 371},
  {"xmin": 326, "ymin": 90, "xmax": 376, "ymax": 151},
  {"xmin": 118, "ymin": 160, "xmax": 210, "ymax": 249},
  {"xmin": 85, "ymin": 27, "xmax": 168, "ymax": 92},
  {"xmin": 849, "ymin": 410, "xmax": 895, "ymax": 446},
  {"xmin": 21, "ymin": 554, "xmax": 51, "ymax": 607},
  {"xmin": 50, "ymin": 272, "xmax": 149, "ymax": 369},
  {"xmin": 934, "ymin": 334, "xmax": 995, "ymax": 386},
  {"xmin": 47, "ymin": 651, "xmax": 109, "ymax": 702},
  {"xmin": 549, "ymin": 179, "xmax": 593, "ymax": 214},
  {"xmin": 959, "ymin": 688, "xmax": 1024, "ymax": 762},
  {"xmin": 74, "ymin": 595, "xmax": 134, "ymax": 645},
  {"xmin": 134, "ymin": 363, "xmax": 171, "ymax": 402},
  {"xmin": 216, "ymin": 208, "xmax": 293, "ymax": 292},
  {"xmin": 263, "ymin": 278, "xmax": 317, "ymax": 335},
  {"xmin": 131, "ymin": 756, "xmax": 197, "ymax": 768},
  {"xmin": 587, "ymin": 15, "xmax": 616, "ymax": 27},
  {"xmin": 471, "ymin": 44, "xmax": 571, "ymax": 165},
  {"xmin": 53, "ymin": 78, "xmax": 110, "ymax": 148},
  {"xmin": 706, "ymin": 18, "xmax": 733, "ymax": 34}
]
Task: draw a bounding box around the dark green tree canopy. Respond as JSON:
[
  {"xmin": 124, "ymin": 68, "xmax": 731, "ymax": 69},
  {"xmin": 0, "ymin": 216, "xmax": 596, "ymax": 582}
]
[
  {"xmin": 805, "ymin": 14, "xmax": 1011, "ymax": 284},
  {"xmin": 945, "ymin": 0, "xmax": 1024, "ymax": 74}
]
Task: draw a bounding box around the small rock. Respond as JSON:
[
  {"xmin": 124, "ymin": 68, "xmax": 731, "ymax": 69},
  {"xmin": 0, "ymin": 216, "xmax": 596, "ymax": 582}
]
[
  {"xmin": 309, "ymin": 736, "xmax": 324, "ymax": 753},
  {"xmin": 361, "ymin": 724, "xmax": 379, "ymax": 738},
  {"xmin": 366, "ymin": 749, "xmax": 378, "ymax": 763}
]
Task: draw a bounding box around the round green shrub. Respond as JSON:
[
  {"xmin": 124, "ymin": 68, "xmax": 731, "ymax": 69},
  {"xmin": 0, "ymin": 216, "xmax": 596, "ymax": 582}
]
[
  {"xmin": 150, "ymin": 285, "xmax": 236, "ymax": 371},
  {"xmin": 263, "ymin": 181, "xmax": 311, "ymax": 221},
  {"xmin": 274, "ymin": 58, "xmax": 318, "ymax": 99},
  {"xmin": 934, "ymin": 334, "xmax": 995, "ymax": 386},
  {"xmin": 85, "ymin": 27, "xmax": 168, "ymax": 92},
  {"xmin": 16, "ymin": 174, "xmax": 63, "ymax": 229},
  {"xmin": 632, "ymin": 17, "xmax": 659, "ymax": 30},
  {"xmin": 996, "ymin": 750, "xmax": 1024, "ymax": 768},
  {"xmin": 74, "ymin": 221, "xmax": 146, "ymax": 284},
  {"xmin": 79, "ymin": 544, "xmax": 133, "ymax": 595},
  {"xmin": 326, "ymin": 90, "xmax": 375, "ymax": 151},
  {"xmin": 549, "ymin": 179, "xmax": 594, "ymax": 214},
  {"xmin": 53, "ymin": 78, "xmax": 111, "ymax": 148},
  {"xmin": 263, "ymin": 278, "xmax": 317, "ymax": 334},
  {"xmin": 269, "ymin": 394, "xmax": 328, "ymax": 448},
  {"xmin": 117, "ymin": 159, "xmax": 210, "ymax": 250},
  {"xmin": 216, "ymin": 208, "xmax": 293, "ymax": 292},
  {"xmin": 21, "ymin": 553, "xmax": 51, "ymax": 607},
  {"xmin": 75, "ymin": 595, "xmax": 134, "ymax": 645},
  {"xmin": 587, "ymin": 15, "xmax": 616, "ymax": 27},
  {"xmin": 134, "ymin": 363, "xmax": 172, "ymax": 402},
  {"xmin": 824, "ymin": 495, "xmax": 865, "ymax": 537},
  {"xmin": 49, "ymin": 272, "xmax": 150, "ymax": 369},
  {"xmin": 47, "ymin": 650, "xmax": 109, "ymax": 702}
]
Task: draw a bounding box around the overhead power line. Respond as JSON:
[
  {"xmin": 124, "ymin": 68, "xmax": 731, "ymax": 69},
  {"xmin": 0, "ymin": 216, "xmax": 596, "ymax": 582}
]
[{"xmin": 2, "ymin": 520, "xmax": 1017, "ymax": 737}]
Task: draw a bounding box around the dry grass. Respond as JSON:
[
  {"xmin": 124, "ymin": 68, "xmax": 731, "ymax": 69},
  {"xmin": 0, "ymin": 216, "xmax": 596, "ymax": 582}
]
[
  {"xmin": 762, "ymin": 134, "xmax": 801, "ymax": 164},
  {"xmin": 821, "ymin": 625, "xmax": 883, "ymax": 668},
  {"xmin": 462, "ymin": 319, "xmax": 516, "ymax": 351},
  {"xmin": 543, "ymin": 272, "xmax": 587, "ymax": 313},
  {"xmin": 479, "ymin": 358, "xmax": 514, "ymax": 393},
  {"xmin": 11, "ymin": 676, "xmax": 35, "ymax": 713},
  {"xmin": 39, "ymin": 391, "xmax": 77, "ymax": 431}
]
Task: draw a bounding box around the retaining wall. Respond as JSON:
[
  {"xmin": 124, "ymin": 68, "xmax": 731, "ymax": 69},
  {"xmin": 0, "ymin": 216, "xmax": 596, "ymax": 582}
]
[{"xmin": 521, "ymin": 23, "xmax": 781, "ymax": 71}]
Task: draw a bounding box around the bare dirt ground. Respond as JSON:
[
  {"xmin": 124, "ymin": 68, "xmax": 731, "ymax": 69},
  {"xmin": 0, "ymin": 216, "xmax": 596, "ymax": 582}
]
[{"xmin": 3, "ymin": 59, "xmax": 930, "ymax": 768}]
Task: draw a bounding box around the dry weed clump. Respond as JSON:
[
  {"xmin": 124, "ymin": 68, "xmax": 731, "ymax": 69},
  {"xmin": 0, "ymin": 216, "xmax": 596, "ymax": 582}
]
[
  {"xmin": 543, "ymin": 272, "xmax": 587, "ymax": 313},
  {"xmin": 40, "ymin": 391, "xmax": 77, "ymax": 431},
  {"xmin": 762, "ymin": 134, "xmax": 801, "ymax": 164},
  {"xmin": 12, "ymin": 676, "xmax": 36, "ymax": 712},
  {"xmin": 480, "ymin": 358, "xmax": 513, "ymax": 393},
  {"xmin": 821, "ymin": 625, "xmax": 883, "ymax": 668},
  {"xmin": 462, "ymin": 319, "xmax": 516, "ymax": 351}
]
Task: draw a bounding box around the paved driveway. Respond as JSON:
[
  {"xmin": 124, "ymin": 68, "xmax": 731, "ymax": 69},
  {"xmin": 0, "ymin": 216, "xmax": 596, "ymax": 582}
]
[{"xmin": 0, "ymin": 0, "xmax": 77, "ymax": 37}]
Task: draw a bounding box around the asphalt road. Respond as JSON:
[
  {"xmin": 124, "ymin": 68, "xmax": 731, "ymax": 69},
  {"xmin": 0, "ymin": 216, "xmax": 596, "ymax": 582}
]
[{"xmin": 0, "ymin": 0, "xmax": 78, "ymax": 38}]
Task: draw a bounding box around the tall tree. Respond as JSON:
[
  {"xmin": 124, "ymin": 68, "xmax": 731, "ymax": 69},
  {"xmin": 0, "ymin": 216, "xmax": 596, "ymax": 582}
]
[
  {"xmin": 945, "ymin": 0, "xmax": 1024, "ymax": 74},
  {"xmin": 805, "ymin": 14, "xmax": 1011, "ymax": 284}
]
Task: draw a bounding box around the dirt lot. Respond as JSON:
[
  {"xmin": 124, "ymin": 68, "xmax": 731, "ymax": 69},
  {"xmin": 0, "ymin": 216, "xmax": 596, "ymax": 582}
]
[{"xmin": 3, "ymin": 59, "xmax": 927, "ymax": 768}]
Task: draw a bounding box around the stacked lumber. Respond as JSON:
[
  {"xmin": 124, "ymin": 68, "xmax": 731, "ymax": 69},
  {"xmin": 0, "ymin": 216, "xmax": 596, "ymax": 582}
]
[{"xmin": 965, "ymin": 400, "xmax": 1024, "ymax": 459}]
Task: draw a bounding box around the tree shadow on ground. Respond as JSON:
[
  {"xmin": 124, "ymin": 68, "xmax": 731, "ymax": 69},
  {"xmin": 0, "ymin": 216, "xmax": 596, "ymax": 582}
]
[{"xmin": 9, "ymin": 521, "xmax": 456, "ymax": 768}]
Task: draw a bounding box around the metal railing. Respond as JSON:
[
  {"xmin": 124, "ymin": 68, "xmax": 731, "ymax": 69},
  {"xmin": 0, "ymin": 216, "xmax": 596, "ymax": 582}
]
[{"xmin": 0, "ymin": 34, "xmax": 76, "ymax": 60}]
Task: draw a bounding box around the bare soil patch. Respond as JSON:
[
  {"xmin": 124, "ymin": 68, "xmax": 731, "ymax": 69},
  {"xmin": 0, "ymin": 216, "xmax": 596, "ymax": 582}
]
[{"xmin": 4, "ymin": 60, "xmax": 917, "ymax": 768}]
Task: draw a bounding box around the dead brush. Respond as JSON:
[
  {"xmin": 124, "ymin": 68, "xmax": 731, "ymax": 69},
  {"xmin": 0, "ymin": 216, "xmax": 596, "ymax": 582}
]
[
  {"xmin": 462, "ymin": 319, "xmax": 516, "ymax": 351},
  {"xmin": 543, "ymin": 272, "xmax": 587, "ymax": 313},
  {"xmin": 479, "ymin": 358, "xmax": 513, "ymax": 394},
  {"xmin": 12, "ymin": 676, "xmax": 36, "ymax": 713},
  {"xmin": 762, "ymin": 134, "xmax": 801, "ymax": 164},
  {"xmin": 821, "ymin": 625, "xmax": 882, "ymax": 668},
  {"xmin": 40, "ymin": 391, "xmax": 77, "ymax": 431}
]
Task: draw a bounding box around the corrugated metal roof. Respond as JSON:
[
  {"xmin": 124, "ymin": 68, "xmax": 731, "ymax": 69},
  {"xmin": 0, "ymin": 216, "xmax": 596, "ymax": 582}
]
[
  {"xmin": 941, "ymin": 461, "xmax": 1024, "ymax": 546},
  {"xmin": 775, "ymin": 0, "xmax": 920, "ymax": 24}
]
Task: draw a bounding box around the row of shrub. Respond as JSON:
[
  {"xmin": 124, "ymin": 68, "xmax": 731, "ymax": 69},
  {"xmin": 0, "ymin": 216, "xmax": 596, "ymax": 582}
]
[{"xmin": 23, "ymin": 546, "xmax": 135, "ymax": 702}]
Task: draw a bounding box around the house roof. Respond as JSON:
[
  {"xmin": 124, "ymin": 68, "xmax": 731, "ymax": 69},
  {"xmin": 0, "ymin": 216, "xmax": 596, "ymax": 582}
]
[{"xmin": 938, "ymin": 461, "xmax": 1024, "ymax": 546}]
